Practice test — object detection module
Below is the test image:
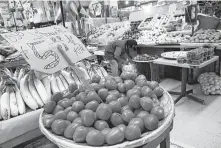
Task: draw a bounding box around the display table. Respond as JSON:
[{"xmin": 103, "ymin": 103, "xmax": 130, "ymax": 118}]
[
  {"xmin": 153, "ymin": 56, "xmax": 219, "ymax": 104},
  {"xmin": 0, "ymin": 109, "xmax": 43, "ymax": 148}
]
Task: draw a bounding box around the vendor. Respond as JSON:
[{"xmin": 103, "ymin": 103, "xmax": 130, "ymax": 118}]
[{"xmin": 105, "ymin": 39, "xmax": 137, "ymax": 76}]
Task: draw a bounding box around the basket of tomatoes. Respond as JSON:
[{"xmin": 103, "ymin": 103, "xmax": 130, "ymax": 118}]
[{"xmin": 39, "ymin": 74, "xmax": 175, "ymax": 148}]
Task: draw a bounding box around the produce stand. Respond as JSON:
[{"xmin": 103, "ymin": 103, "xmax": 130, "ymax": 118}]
[{"xmin": 153, "ymin": 56, "xmax": 219, "ymax": 104}]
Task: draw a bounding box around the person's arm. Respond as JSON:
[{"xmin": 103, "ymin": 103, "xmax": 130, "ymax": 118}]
[{"xmin": 114, "ymin": 46, "xmax": 123, "ymax": 62}]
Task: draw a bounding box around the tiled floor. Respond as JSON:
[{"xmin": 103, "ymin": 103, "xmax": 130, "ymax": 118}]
[{"xmin": 160, "ymin": 79, "xmax": 221, "ymax": 148}]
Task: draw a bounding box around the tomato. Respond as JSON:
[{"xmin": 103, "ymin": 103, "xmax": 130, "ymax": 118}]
[
  {"xmin": 42, "ymin": 115, "xmax": 56, "ymax": 128},
  {"xmin": 110, "ymin": 113, "xmax": 124, "ymax": 127},
  {"xmin": 153, "ymin": 87, "xmax": 164, "ymax": 98},
  {"xmin": 73, "ymin": 117, "xmax": 83, "ymax": 125},
  {"xmin": 52, "ymin": 105, "xmax": 64, "ymax": 115},
  {"xmin": 105, "ymin": 127, "xmax": 124, "ymax": 145},
  {"xmin": 134, "ymin": 109, "xmax": 142, "ymax": 116},
  {"xmin": 105, "ymin": 79, "xmax": 117, "ymax": 90},
  {"xmin": 94, "ymin": 120, "xmax": 109, "ymax": 131},
  {"xmin": 129, "ymin": 118, "xmax": 145, "ymax": 132},
  {"xmin": 99, "ymin": 79, "xmax": 106, "ymax": 88},
  {"xmin": 86, "ymin": 130, "xmax": 105, "ymax": 146},
  {"xmin": 117, "ymin": 124, "xmax": 126, "ymax": 133},
  {"xmin": 70, "ymin": 97, "xmax": 76, "ymax": 104},
  {"xmin": 129, "ymin": 95, "xmax": 141, "ymax": 109},
  {"xmin": 106, "ymin": 94, "xmax": 118, "ymax": 103},
  {"xmin": 73, "ymin": 126, "xmax": 89, "ymax": 143},
  {"xmin": 118, "ymin": 96, "xmax": 129, "ymax": 107},
  {"xmin": 135, "ymin": 75, "xmax": 146, "ymax": 83},
  {"xmin": 109, "ymin": 101, "xmax": 121, "ymax": 113},
  {"xmin": 64, "ymin": 122, "xmax": 81, "ymax": 139},
  {"xmin": 133, "ymin": 85, "xmax": 142, "ymax": 91},
  {"xmin": 98, "ymin": 88, "xmax": 109, "ymax": 101},
  {"xmin": 66, "ymin": 111, "xmax": 78, "ymax": 122},
  {"xmin": 102, "ymin": 128, "xmax": 111, "ymax": 143},
  {"xmin": 54, "ymin": 111, "xmax": 68, "ymax": 120},
  {"xmin": 118, "ymin": 83, "xmax": 126, "ymax": 93},
  {"xmin": 86, "ymin": 91, "xmax": 102, "ymax": 103},
  {"xmin": 127, "ymin": 89, "xmax": 141, "ymax": 98},
  {"xmin": 90, "ymin": 83, "xmax": 102, "ymax": 92},
  {"xmin": 96, "ymin": 103, "xmax": 112, "ymax": 121},
  {"xmin": 51, "ymin": 92, "xmax": 63, "ymax": 103},
  {"xmin": 76, "ymin": 92, "xmax": 87, "ymax": 103},
  {"xmin": 81, "ymin": 109, "xmax": 95, "ymax": 127},
  {"xmin": 144, "ymin": 114, "xmax": 159, "ymax": 131},
  {"xmin": 51, "ymin": 119, "xmax": 70, "ymax": 135},
  {"xmin": 124, "ymin": 125, "xmax": 141, "ymax": 141},
  {"xmin": 68, "ymin": 83, "xmax": 78, "ymax": 93},
  {"xmin": 148, "ymin": 81, "xmax": 159, "ymax": 90},
  {"xmin": 140, "ymin": 97, "xmax": 153, "ymax": 112},
  {"xmin": 150, "ymin": 106, "xmax": 165, "ymax": 120},
  {"xmin": 124, "ymin": 80, "xmax": 135, "ymax": 91},
  {"xmin": 85, "ymin": 101, "xmax": 99, "ymax": 112},
  {"xmin": 141, "ymin": 86, "xmax": 153, "ymax": 97},
  {"xmin": 137, "ymin": 111, "xmax": 150, "ymax": 121},
  {"xmin": 108, "ymin": 90, "xmax": 121, "ymax": 98},
  {"xmin": 64, "ymin": 107, "xmax": 72, "ymax": 114},
  {"xmin": 72, "ymin": 101, "xmax": 85, "ymax": 113},
  {"xmin": 92, "ymin": 74, "xmax": 101, "ymax": 83},
  {"xmin": 122, "ymin": 110, "xmax": 135, "ymax": 123},
  {"xmin": 137, "ymin": 79, "xmax": 148, "ymax": 87},
  {"xmin": 44, "ymin": 101, "xmax": 56, "ymax": 114},
  {"xmin": 121, "ymin": 105, "xmax": 132, "ymax": 113},
  {"xmin": 58, "ymin": 98, "xmax": 72, "ymax": 108}
]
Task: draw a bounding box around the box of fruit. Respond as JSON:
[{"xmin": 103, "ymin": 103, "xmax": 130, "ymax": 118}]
[{"xmin": 39, "ymin": 74, "xmax": 175, "ymax": 148}]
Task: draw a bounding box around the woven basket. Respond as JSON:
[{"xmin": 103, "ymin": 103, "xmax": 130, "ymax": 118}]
[{"xmin": 39, "ymin": 90, "xmax": 175, "ymax": 148}]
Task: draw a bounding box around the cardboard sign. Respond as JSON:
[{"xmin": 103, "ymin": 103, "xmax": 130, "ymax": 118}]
[{"xmin": 1, "ymin": 25, "xmax": 91, "ymax": 74}]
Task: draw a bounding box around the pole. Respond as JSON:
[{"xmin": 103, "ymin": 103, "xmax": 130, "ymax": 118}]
[{"xmin": 60, "ymin": 1, "xmax": 65, "ymax": 27}]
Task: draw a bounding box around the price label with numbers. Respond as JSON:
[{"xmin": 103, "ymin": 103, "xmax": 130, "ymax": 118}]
[{"xmin": 1, "ymin": 25, "xmax": 91, "ymax": 74}]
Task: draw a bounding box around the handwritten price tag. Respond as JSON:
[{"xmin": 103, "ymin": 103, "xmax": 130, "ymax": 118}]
[{"xmin": 1, "ymin": 25, "xmax": 91, "ymax": 74}]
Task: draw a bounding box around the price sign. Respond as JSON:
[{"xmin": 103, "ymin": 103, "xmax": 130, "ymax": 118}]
[{"xmin": 1, "ymin": 25, "xmax": 91, "ymax": 74}]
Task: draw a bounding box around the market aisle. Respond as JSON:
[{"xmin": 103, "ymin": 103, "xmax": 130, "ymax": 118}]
[{"xmin": 161, "ymin": 79, "xmax": 221, "ymax": 148}]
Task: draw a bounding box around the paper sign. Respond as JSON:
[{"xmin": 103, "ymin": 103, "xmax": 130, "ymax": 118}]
[{"xmin": 1, "ymin": 25, "xmax": 91, "ymax": 74}]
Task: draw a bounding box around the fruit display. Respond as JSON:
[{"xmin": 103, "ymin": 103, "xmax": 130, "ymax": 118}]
[
  {"xmin": 182, "ymin": 29, "xmax": 221, "ymax": 43},
  {"xmin": 122, "ymin": 30, "xmax": 141, "ymax": 40},
  {"xmin": 136, "ymin": 30, "xmax": 190, "ymax": 45},
  {"xmin": 198, "ymin": 72, "xmax": 221, "ymax": 95},
  {"xmin": 0, "ymin": 61, "xmax": 108, "ymax": 120},
  {"xmin": 177, "ymin": 46, "xmax": 214, "ymax": 64},
  {"xmin": 133, "ymin": 54, "xmax": 159, "ymax": 61},
  {"xmin": 136, "ymin": 30, "xmax": 161, "ymax": 45},
  {"xmin": 41, "ymin": 73, "xmax": 168, "ymax": 146},
  {"xmin": 155, "ymin": 32, "xmax": 191, "ymax": 44},
  {"xmin": 88, "ymin": 22, "xmax": 130, "ymax": 45}
]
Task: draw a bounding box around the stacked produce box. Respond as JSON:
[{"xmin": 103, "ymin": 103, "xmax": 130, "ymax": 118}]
[{"xmin": 177, "ymin": 46, "xmax": 214, "ymax": 65}]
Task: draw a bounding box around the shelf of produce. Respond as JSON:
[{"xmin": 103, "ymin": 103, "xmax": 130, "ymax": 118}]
[
  {"xmin": 153, "ymin": 56, "xmax": 219, "ymax": 69},
  {"xmin": 0, "ymin": 109, "xmax": 43, "ymax": 148},
  {"xmin": 180, "ymin": 43, "xmax": 221, "ymax": 48},
  {"xmin": 0, "ymin": 59, "xmax": 27, "ymax": 68}
]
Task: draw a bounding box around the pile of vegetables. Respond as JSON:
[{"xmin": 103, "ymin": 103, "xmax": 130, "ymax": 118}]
[
  {"xmin": 133, "ymin": 54, "xmax": 158, "ymax": 61},
  {"xmin": 183, "ymin": 29, "xmax": 221, "ymax": 43},
  {"xmin": 198, "ymin": 72, "xmax": 221, "ymax": 95},
  {"xmin": 42, "ymin": 73, "xmax": 166, "ymax": 146}
]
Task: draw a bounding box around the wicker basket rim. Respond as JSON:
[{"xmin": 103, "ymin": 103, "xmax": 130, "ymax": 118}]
[{"xmin": 39, "ymin": 90, "xmax": 175, "ymax": 148}]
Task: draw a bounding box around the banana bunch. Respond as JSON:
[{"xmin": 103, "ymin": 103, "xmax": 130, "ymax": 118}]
[{"xmin": 0, "ymin": 62, "xmax": 108, "ymax": 120}]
